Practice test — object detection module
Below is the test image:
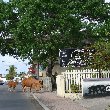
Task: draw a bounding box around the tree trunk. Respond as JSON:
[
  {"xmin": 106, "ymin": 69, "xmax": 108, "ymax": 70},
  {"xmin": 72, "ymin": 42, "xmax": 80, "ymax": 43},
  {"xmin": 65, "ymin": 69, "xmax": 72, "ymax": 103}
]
[
  {"xmin": 46, "ymin": 59, "xmax": 57, "ymax": 91},
  {"xmin": 46, "ymin": 60, "xmax": 54, "ymax": 77}
]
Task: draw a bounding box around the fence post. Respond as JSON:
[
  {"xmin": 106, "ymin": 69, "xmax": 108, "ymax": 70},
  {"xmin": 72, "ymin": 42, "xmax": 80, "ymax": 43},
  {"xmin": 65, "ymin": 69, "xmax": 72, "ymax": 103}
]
[
  {"xmin": 43, "ymin": 77, "xmax": 52, "ymax": 92},
  {"xmin": 56, "ymin": 75, "xmax": 65, "ymax": 97}
]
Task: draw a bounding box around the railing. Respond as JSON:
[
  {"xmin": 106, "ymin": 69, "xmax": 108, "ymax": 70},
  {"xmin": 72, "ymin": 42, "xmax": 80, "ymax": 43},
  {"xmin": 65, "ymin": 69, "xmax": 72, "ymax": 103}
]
[{"xmin": 56, "ymin": 69, "xmax": 110, "ymax": 97}]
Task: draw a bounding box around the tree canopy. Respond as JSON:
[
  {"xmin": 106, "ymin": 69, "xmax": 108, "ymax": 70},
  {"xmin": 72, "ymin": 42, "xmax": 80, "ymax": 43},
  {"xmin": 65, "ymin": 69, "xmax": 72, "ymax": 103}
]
[{"xmin": 0, "ymin": 0, "xmax": 110, "ymax": 68}]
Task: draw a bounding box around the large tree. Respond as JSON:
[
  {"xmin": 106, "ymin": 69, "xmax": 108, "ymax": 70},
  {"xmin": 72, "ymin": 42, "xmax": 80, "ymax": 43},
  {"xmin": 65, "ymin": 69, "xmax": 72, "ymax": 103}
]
[{"xmin": 1, "ymin": 0, "xmax": 110, "ymax": 76}]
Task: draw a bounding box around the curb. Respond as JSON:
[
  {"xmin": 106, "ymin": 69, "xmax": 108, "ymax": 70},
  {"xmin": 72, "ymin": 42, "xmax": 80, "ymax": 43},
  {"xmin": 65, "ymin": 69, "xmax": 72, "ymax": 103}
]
[{"xmin": 32, "ymin": 93, "xmax": 50, "ymax": 110}]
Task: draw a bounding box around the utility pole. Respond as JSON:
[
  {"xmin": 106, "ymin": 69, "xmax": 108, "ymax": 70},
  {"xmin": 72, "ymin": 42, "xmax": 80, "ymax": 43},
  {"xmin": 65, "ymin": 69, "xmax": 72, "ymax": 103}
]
[{"xmin": 37, "ymin": 62, "xmax": 39, "ymax": 79}]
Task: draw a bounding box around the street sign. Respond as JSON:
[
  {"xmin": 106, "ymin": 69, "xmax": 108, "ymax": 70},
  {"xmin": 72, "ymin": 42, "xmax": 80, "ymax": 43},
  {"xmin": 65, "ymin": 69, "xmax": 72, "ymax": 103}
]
[{"xmin": 59, "ymin": 48, "xmax": 93, "ymax": 67}]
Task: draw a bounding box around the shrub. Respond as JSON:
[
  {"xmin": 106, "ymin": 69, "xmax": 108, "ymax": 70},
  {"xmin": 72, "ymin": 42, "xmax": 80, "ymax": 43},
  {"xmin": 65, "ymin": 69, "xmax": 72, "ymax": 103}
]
[{"xmin": 70, "ymin": 84, "xmax": 79, "ymax": 93}]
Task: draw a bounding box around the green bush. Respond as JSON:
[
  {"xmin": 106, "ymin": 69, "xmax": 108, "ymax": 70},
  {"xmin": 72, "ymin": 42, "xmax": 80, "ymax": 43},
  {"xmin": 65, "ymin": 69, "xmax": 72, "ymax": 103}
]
[{"xmin": 70, "ymin": 84, "xmax": 79, "ymax": 93}]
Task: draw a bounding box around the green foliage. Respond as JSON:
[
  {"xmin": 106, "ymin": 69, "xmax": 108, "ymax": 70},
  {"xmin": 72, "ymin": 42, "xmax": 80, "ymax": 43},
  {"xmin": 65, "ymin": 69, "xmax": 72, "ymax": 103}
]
[
  {"xmin": 6, "ymin": 74, "xmax": 14, "ymax": 80},
  {"xmin": 89, "ymin": 38, "xmax": 110, "ymax": 70},
  {"xmin": 6, "ymin": 65, "xmax": 17, "ymax": 80},
  {"xmin": 70, "ymin": 83, "xmax": 79, "ymax": 93}
]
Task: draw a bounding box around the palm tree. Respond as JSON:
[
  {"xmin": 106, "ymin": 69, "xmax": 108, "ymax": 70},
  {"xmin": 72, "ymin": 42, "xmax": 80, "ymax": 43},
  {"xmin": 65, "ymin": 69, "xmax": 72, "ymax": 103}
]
[{"xmin": 6, "ymin": 65, "xmax": 17, "ymax": 80}]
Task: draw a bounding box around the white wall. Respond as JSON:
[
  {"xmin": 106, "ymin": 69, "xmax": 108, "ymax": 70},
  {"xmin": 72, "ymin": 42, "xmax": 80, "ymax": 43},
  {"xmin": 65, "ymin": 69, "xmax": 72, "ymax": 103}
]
[{"xmin": 0, "ymin": 77, "xmax": 7, "ymax": 82}]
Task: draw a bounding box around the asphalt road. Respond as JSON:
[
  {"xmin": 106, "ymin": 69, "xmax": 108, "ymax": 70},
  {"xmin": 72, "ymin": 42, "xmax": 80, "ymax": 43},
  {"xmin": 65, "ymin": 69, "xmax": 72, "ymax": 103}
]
[{"xmin": 0, "ymin": 84, "xmax": 44, "ymax": 110}]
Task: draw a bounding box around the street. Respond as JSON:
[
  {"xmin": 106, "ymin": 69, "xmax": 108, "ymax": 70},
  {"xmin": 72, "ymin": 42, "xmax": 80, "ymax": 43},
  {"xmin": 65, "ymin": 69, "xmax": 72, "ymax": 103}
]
[{"xmin": 0, "ymin": 84, "xmax": 44, "ymax": 110}]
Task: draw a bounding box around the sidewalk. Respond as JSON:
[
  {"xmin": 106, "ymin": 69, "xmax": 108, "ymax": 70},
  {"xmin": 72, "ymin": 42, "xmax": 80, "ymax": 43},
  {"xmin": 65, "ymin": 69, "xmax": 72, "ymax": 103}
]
[
  {"xmin": 32, "ymin": 91, "xmax": 87, "ymax": 110},
  {"xmin": 32, "ymin": 91, "xmax": 110, "ymax": 110}
]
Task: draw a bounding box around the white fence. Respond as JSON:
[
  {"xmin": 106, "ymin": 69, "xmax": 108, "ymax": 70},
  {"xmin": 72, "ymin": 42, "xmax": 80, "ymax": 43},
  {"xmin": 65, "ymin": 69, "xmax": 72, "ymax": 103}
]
[{"xmin": 56, "ymin": 69, "xmax": 110, "ymax": 97}]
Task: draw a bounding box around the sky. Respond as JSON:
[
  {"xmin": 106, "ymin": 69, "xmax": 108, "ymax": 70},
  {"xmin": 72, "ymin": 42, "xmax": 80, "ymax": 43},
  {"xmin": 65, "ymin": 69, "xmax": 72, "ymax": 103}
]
[
  {"xmin": 105, "ymin": 0, "xmax": 110, "ymax": 2},
  {"xmin": 0, "ymin": 54, "xmax": 30, "ymax": 76}
]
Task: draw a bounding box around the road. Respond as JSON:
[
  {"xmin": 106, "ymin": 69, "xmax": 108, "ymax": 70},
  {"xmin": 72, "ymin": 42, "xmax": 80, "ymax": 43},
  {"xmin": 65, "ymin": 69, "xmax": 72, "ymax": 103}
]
[{"xmin": 0, "ymin": 84, "xmax": 44, "ymax": 110}]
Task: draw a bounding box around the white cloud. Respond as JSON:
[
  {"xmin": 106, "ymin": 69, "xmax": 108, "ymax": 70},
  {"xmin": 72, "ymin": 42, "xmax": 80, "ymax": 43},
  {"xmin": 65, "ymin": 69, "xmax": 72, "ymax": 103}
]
[
  {"xmin": 3, "ymin": 0, "xmax": 9, "ymax": 2},
  {"xmin": 105, "ymin": 0, "xmax": 110, "ymax": 3}
]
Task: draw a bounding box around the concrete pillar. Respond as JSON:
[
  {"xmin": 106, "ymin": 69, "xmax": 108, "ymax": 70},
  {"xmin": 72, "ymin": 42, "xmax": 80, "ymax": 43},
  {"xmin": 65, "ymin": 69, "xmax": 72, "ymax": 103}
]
[
  {"xmin": 43, "ymin": 77, "xmax": 52, "ymax": 92},
  {"xmin": 56, "ymin": 75, "xmax": 65, "ymax": 97}
]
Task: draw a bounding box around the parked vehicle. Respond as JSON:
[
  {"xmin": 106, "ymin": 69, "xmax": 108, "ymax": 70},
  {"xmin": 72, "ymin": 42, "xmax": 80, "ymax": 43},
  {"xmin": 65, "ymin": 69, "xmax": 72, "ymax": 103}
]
[{"xmin": 0, "ymin": 81, "xmax": 4, "ymax": 85}]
